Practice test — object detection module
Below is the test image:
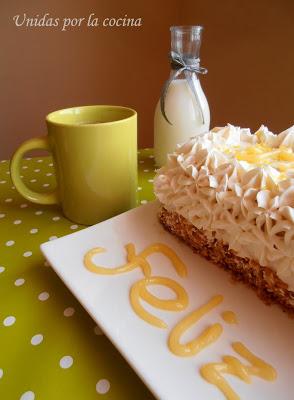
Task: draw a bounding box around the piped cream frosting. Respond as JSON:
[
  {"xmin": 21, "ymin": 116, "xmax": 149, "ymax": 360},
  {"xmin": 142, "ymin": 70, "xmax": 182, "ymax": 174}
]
[{"xmin": 154, "ymin": 124, "xmax": 294, "ymax": 291}]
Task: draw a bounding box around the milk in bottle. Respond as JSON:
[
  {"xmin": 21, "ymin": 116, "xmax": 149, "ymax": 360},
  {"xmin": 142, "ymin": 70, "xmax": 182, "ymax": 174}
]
[{"xmin": 154, "ymin": 26, "xmax": 210, "ymax": 167}]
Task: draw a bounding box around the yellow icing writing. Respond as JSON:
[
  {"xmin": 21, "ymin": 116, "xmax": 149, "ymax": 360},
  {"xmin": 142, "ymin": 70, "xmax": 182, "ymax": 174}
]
[
  {"xmin": 130, "ymin": 276, "xmax": 189, "ymax": 329},
  {"xmin": 84, "ymin": 242, "xmax": 187, "ymax": 278},
  {"xmin": 221, "ymin": 311, "xmax": 238, "ymax": 325},
  {"xmin": 168, "ymin": 295, "xmax": 223, "ymax": 356},
  {"xmin": 84, "ymin": 242, "xmax": 276, "ymax": 398},
  {"xmin": 200, "ymin": 341, "xmax": 277, "ymax": 400}
]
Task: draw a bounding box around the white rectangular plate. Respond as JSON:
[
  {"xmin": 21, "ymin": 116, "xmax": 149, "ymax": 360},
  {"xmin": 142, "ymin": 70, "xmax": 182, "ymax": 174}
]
[{"xmin": 41, "ymin": 201, "xmax": 294, "ymax": 400}]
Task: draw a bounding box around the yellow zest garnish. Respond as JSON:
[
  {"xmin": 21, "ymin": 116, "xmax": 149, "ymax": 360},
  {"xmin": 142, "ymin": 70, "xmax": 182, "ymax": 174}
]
[{"xmin": 220, "ymin": 142, "xmax": 294, "ymax": 187}]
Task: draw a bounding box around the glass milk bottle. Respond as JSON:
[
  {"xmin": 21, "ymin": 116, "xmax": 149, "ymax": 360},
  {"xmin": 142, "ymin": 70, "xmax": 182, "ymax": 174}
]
[{"xmin": 154, "ymin": 25, "xmax": 210, "ymax": 166}]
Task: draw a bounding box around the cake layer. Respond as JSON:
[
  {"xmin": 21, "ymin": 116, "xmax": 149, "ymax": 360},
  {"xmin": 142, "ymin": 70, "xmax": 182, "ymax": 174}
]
[{"xmin": 159, "ymin": 206, "xmax": 294, "ymax": 316}]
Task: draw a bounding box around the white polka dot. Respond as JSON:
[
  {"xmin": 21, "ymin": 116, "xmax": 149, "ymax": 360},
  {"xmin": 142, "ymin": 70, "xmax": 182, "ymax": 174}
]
[
  {"xmin": 20, "ymin": 391, "xmax": 35, "ymax": 400},
  {"xmin": 0, "ymin": 159, "xmax": 7, "ymax": 163},
  {"xmin": 0, "ymin": 266, "xmax": 5, "ymax": 273},
  {"xmin": 143, "ymin": 169, "xmax": 149, "ymax": 172},
  {"xmin": 46, "ymin": 173, "xmax": 53, "ymax": 176},
  {"xmin": 6, "ymin": 240, "xmax": 15, "ymax": 247},
  {"xmin": 52, "ymin": 216, "xmax": 60, "ymax": 221},
  {"xmin": 137, "ymin": 186, "xmax": 142, "ymax": 191},
  {"xmin": 148, "ymin": 179, "xmax": 154, "ymax": 183},
  {"xmin": 59, "ymin": 355, "xmax": 73, "ymax": 369},
  {"xmin": 0, "ymin": 180, "xmax": 6, "ymax": 184},
  {"xmin": 30, "ymin": 179, "xmax": 37, "ymax": 183},
  {"xmin": 34, "ymin": 169, "xmax": 40, "ymax": 173},
  {"xmin": 43, "ymin": 183, "xmax": 50, "ymax": 187},
  {"xmin": 94, "ymin": 325, "xmax": 103, "ymax": 335},
  {"xmin": 0, "ymin": 368, "xmax": 3, "ymax": 379},
  {"xmin": 38, "ymin": 292, "xmax": 49, "ymax": 301},
  {"xmin": 22, "ymin": 165, "xmax": 28, "ymax": 169},
  {"xmin": 49, "ymin": 236, "xmax": 58, "ymax": 241},
  {"xmin": 96, "ymin": 379, "xmax": 110, "ymax": 394},
  {"xmin": 35, "ymin": 210, "xmax": 43, "ymax": 215},
  {"xmin": 5, "ymin": 198, "xmax": 12, "ymax": 203},
  {"xmin": 70, "ymin": 225, "xmax": 78, "ymax": 230},
  {"xmin": 13, "ymin": 219, "xmax": 22, "ymax": 225},
  {"xmin": 3, "ymin": 316, "xmax": 16, "ymax": 326},
  {"xmin": 149, "ymin": 155, "xmax": 154, "ymax": 158},
  {"xmin": 6, "ymin": 171, "xmax": 11, "ymax": 175},
  {"xmin": 137, "ymin": 150, "xmax": 141, "ymax": 154},
  {"xmin": 140, "ymin": 200, "xmax": 148, "ymax": 205},
  {"xmin": 15, "ymin": 278, "xmax": 25, "ymax": 286},
  {"xmin": 63, "ymin": 307, "xmax": 75, "ymax": 317},
  {"xmin": 25, "ymin": 157, "xmax": 32, "ymax": 160},
  {"xmin": 37, "ymin": 159, "xmax": 43, "ymax": 163},
  {"xmin": 139, "ymin": 160, "xmax": 144, "ymax": 164},
  {"xmin": 23, "ymin": 251, "xmax": 32, "ymax": 257},
  {"xmin": 0, "ymin": 213, "xmax": 6, "ymax": 218},
  {"xmin": 20, "ymin": 175, "xmax": 24, "ymax": 178},
  {"xmin": 30, "ymin": 228, "xmax": 38, "ymax": 234},
  {"xmin": 31, "ymin": 334, "xmax": 43, "ymax": 346},
  {"xmin": 49, "ymin": 163, "xmax": 53, "ymax": 167},
  {"xmin": 11, "ymin": 186, "xmax": 15, "ymax": 189},
  {"xmin": 20, "ymin": 203, "xmax": 28, "ymax": 208}
]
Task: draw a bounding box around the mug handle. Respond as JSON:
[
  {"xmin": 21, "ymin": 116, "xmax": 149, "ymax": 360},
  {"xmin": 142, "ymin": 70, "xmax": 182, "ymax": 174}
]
[{"xmin": 10, "ymin": 137, "xmax": 59, "ymax": 205}]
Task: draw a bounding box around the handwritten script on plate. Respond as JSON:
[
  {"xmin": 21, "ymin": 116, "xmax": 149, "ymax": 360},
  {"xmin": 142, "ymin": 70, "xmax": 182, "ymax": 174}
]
[{"xmin": 84, "ymin": 242, "xmax": 277, "ymax": 400}]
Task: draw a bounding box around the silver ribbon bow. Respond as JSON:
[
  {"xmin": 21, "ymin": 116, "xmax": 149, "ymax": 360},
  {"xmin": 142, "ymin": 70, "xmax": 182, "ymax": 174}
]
[{"xmin": 160, "ymin": 51, "xmax": 208, "ymax": 125}]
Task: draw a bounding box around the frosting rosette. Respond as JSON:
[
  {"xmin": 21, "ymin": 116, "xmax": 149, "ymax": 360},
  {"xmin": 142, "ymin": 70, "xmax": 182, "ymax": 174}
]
[{"xmin": 154, "ymin": 124, "xmax": 294, "ymax": 290}]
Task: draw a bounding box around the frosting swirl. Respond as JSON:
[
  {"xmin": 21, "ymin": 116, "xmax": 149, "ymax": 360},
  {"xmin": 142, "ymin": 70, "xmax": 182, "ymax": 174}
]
[{"xmin": 154, "ymin": 124, "xmax": 294, "ymax": 291}]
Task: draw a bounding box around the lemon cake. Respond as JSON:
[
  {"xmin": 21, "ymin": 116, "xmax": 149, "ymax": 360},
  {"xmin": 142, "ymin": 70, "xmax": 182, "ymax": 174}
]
[{"xmin": 154, "ymin": 124, "xmax": 294, "ymax": 315}]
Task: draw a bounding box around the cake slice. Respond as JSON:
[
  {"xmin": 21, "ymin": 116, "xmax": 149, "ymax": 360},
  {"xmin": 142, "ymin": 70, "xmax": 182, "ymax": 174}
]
[{"xmin": 154, "ymin": 124, "xmax": 294, "ymax": 315}]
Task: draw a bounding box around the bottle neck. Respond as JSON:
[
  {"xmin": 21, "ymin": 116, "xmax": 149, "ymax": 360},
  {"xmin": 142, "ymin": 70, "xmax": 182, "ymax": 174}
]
[
  {"xmin": 168, "ymin": 69, "xmax": 199, "ymax": 81},
  {"xmin": 170, "ymin": 26, "xmax": 203, "ymax": 62}
]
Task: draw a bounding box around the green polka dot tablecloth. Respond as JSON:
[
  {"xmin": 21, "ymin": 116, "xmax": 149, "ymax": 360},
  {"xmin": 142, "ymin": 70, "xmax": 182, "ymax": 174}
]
[{"xmin": 0, "ymin": 150, "xmax": 156, "ymax": 400}]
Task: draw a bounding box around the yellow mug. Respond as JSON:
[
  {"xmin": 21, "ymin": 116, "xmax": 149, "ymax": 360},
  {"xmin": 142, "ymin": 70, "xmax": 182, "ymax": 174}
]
[{"xmin": 10, "ymin": 105, "xmax": 137, "ymax": 225}]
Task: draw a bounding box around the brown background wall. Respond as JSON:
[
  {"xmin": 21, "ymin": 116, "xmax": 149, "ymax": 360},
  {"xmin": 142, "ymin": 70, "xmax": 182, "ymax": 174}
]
[{"xmin": 0, "ymin": 0, "xmax": 293, "ymax": 159}]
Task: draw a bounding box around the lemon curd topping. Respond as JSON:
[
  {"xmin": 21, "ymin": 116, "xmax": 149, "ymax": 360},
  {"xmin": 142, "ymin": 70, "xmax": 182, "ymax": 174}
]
[
  {"xmin": 200, "ymin": 341, "xmax": 277, "ymax": 400},
  {"xmin": 222, "ymin": 142, "xmax": 294, "ymax": 183},
  {"xmin": 168, "ymin": 295, "xmax": 224, "ymax": 357},
  {"xmin": 235, "ymin": 144, "xmax": 294, "ymax": 165},
  {"xmin": 84, "ymin": 241, "xmax": 277, "ymax": 399},
  {"xmin": 221, "ymin": 311, "xmax": 238, "ymax": 325}
]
